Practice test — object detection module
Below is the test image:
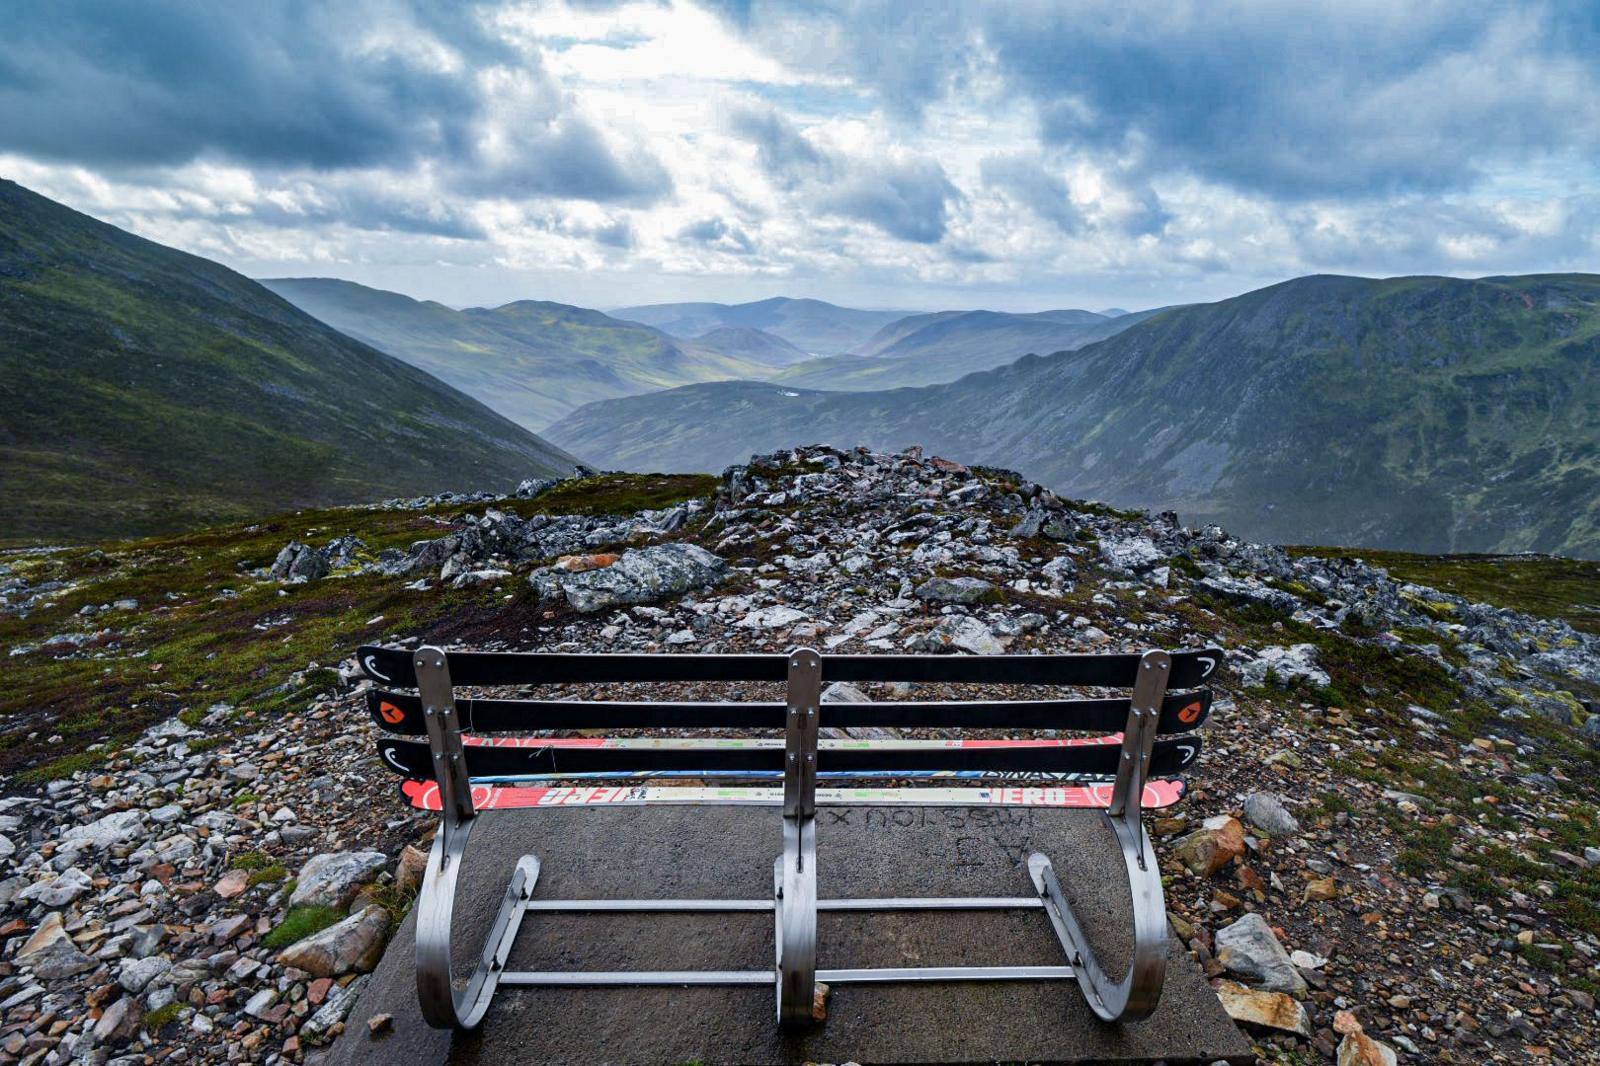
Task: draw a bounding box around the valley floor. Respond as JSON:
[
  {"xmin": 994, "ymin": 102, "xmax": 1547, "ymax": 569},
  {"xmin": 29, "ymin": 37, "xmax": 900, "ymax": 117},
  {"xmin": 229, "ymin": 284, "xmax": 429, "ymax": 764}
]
[{"xmin": 0, "ymin": 449, "xmax": 1597, "ymax": 1064}]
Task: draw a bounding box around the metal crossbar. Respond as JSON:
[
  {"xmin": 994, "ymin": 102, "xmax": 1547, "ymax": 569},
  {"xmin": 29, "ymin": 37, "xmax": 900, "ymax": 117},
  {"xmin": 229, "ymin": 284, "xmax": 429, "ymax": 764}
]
[
  {"xmin": 395, "ymin": 643, "xmax": 1198, "ymax": 1032},
  {"xmin": 366, "ymin": 689, "xmax": 1214, "ymax": 735}
]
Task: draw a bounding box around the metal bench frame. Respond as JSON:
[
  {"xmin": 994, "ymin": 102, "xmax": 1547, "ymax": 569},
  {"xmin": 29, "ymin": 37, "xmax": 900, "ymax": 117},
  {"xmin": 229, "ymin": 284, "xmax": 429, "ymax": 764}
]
[{"xmin": 397, "ymin": 643, "xmax": 1188, "ymax": 1030}]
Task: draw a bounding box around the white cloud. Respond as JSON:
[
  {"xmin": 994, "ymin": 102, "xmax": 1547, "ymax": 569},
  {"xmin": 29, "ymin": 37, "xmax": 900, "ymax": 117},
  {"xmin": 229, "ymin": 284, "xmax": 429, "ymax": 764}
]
[{"xmin": 2, "ymin": 0, "xmax": 1596, "ymax": 312}]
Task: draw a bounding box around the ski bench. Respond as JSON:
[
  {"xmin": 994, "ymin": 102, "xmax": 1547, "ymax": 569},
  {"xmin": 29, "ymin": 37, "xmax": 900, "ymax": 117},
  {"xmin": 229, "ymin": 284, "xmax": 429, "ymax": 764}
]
[{"xmin": 357, "ymin": 643, "xmax": 1221, "ymax": 1031}]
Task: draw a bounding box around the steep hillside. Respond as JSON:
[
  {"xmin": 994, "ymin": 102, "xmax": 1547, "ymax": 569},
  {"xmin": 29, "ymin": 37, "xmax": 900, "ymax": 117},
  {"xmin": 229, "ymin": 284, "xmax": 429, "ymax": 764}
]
[
  {"xmin": 774, "ymin": 307, "xmax": 1154, "ymax": 390},
  {"xmin": 611, "ymin": 296, "xmax": 910, "ymax": 355},
  {"xmin": 0, "ymin": 181, "xmax": 583, "ymax": 542},
  {"xmin": 548, "ymin": 274, "xmax": 1600, "ymax": 557},
  {"xmin": 262, "ymin": 278, "xmax": 776, "ymax": 429}
]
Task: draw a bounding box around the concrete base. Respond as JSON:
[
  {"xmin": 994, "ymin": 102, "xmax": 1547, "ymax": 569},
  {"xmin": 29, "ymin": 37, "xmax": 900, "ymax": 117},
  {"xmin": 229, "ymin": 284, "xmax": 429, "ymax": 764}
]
[{"xmin": 322, "ymin": 804, "xmax": 1252, "ymax": 1065}]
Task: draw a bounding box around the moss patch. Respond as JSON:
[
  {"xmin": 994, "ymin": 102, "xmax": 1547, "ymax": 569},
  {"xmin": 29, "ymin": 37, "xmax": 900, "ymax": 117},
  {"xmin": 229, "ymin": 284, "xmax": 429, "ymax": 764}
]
[{"xmin": 261, "ymin": 905, "xmax": 346, "ymax": 950}]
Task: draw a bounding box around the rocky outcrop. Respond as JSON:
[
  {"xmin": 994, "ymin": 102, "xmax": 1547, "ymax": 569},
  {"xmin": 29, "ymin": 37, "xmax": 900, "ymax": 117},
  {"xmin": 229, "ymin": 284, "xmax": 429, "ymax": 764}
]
[
  {"xmin": 529, "ymin": 542, "xmax": 727, "ymax": 613},
  {"xmin": 275, "ymin": 905, "xmax": 392, "ymax": 977}
]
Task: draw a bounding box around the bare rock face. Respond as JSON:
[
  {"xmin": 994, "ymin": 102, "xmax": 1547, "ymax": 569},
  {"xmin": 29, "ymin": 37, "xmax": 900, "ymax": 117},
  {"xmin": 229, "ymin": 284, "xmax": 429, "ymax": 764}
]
[
  {"xmin": 288, "ymin": 851, "xmax": 387, "ymax": 910},
  {"xmin": 530, "ymin": 542, "xmax": 726, "ymax": 613},
  {"xmin": 1215, "ymin": 912, "xmax": 1309, "ymax": 997},
  {"xmin": 92, "ymin": 996, "xmax": 141, "ymax": 1046},
  {"xmin": 913, "ymin": 576, "xmax": 995, "ymax": 604},
  {"xmin": 1337, "ymin": 1031, "xmax": 1399, "ymax": 1066},
  {"xmin": 905, "ymin": 614, "xmax": 1005, "ymax": 655},
  {"xmin": 19, "ymin": 912, "xmax": 94, "ymax": 980},
  {"xmin": 276, "ymin": 905, "xmax": 392, "ymax": 978},
  {"xmin": 1241, "ymin": 644, "xmax": 1330, "ymax": 689},
  {"xmin": 1171, "ymin": 815, "xmax": 1246, "ymax": 876},
  {"xmin": 1242, "ymin": 792, "xmax": 1300, "ymax": 837},
  {"xmin": 1214, "ymin": 980, "xmax": 1312, "ymax": 1036}
]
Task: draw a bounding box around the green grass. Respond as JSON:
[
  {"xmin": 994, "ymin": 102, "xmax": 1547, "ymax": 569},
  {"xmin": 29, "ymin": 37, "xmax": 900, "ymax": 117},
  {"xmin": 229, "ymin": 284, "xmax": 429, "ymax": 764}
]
[
  {"xmin": 494, "ymin": 472, "xmax": 717, "ymax": 520},
  {"xmin": 229, "ymin": 850, "xmax": 275, "ymax": 871},
  {"xmin": 247, "ymin": 864, "xmax": 289, "ymax": 887},
  {"xmin": 261, "ymin": 905, "xmax": 346, "ymax": 950},
  {"xmin": 1287, "ymin": 548, "xmax": 1600, "ymax": 635},
  {"xmin": 0, "ymin": 472, "xmax": 712, "ymax": 780},
  {"xmin": 141, "ymin": 1002, "xmax": 183, "ymax": 1032}
]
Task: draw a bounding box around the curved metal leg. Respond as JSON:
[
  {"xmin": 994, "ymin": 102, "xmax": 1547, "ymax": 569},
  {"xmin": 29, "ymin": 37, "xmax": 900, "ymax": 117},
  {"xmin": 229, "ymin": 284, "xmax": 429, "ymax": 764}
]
[
  {"xmin": 773, "ymin": 815, "xmax": 817, "ymax": 1026},
  {"xmin": 415, "ymin": 816, "xmax": 541, "ymax": 1030},
  {"xmin": 1028, "ymin": 822, "xmax": 1167, "ymax": 1022},
  {"xmin": 1028, "ymin": 648, "xmax": 1172, "ymax": 1023}
]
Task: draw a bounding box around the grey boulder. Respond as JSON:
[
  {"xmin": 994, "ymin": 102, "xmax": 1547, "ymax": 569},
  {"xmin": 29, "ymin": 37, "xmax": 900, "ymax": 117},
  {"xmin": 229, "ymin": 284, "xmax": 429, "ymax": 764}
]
[
  {"xmin": 914, "ymin": 576, "xmax": 995, "ymax": 605},
  {"xmin": 1215, "ymin": 912, "xmax": 1308, "ymax": 996},
  {"xmin": 289, "ymin": 851, "xmax": 387, "ymax": 910},
  {"xmin": 530, "ymin": 543, "xmax": 726, "ymax": 613}
]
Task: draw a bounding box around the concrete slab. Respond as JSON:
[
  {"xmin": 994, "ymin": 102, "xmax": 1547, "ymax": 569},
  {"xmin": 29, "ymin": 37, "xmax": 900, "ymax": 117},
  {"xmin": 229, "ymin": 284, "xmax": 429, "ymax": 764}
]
[{"xmin": 322, "ymin": 804, "xmax": 1252, "ymax": 1065}]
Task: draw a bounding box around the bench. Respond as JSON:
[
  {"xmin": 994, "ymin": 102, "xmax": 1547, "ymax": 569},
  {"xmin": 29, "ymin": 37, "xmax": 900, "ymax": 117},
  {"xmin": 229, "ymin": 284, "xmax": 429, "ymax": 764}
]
[{"xmin": 357, "ymin": 643, "xmax": 1221, "ymax": 1031}]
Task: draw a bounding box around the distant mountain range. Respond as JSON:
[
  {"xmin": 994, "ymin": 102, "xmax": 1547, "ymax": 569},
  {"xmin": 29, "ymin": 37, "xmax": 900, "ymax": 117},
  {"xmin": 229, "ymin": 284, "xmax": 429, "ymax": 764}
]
[
  {"xmin": 773, "ymin": 307, "xmax": 1157, "ymax": 390},
  {"xmin": 547, "ymin": 274, "xmax": 1600, "ymax": 558},
  {"xmin": 0, "ymin": 181, "xmax": 580, "ymax": 541},
  {"xmin": 612, "ymin": 297, "xmax": 910, "ymax": 356},
  {"xmin": 262, "ymin": 278, "xmax": 789, "ymax": 429},
  {"xmin": 268, "ymin": 280, "xmax": 1151, "ymax": 421}
]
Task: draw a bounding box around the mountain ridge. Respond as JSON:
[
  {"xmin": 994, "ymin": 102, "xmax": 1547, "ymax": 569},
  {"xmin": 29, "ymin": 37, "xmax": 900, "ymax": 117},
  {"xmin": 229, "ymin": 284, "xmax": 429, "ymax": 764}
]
[
  {"xmin": 547, "ymin": 272, "xmax": 1600, "ymax": 557},
  {"xmin": 773, "ymin": 306, "xmax": 1159, "ymax": 390},
  {"xmin": 262, "ymin": 278, "xmax": 787, "ymax": 429},
  {"xmin": 0, "ymin": 181, "xmax": 582, "ymax": 542},
  {"xmin": 611, "ymin": 296, "xmax": 912, "ymax": 356}
]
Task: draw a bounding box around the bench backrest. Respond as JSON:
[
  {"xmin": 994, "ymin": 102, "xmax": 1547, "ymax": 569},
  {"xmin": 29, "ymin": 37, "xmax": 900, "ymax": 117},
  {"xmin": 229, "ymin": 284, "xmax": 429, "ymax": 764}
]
[{"xmin": 360, "ymin": 644, "xmax": 1220, "ymax": 817}]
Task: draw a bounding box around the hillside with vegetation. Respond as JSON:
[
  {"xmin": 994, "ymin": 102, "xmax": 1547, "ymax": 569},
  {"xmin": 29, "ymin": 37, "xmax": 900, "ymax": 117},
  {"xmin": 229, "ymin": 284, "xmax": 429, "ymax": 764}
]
[
  {"xmin": 262, "ymin": 278, "xmax": 781, "ymax": 429},
  {"xmin": 773, "ymin": 307, "xmax": 1153, "ymax": 390},
  {"xmin": 0, "ymin": 182, "xmax": 582, "ymax": 543},
  {"xmin": 611, "ymin": 296, "xmax": 910, "ymax": 356},
  {"xmin": 548, "ymin": 274, "xmax": 1600, "ymax": 557}
]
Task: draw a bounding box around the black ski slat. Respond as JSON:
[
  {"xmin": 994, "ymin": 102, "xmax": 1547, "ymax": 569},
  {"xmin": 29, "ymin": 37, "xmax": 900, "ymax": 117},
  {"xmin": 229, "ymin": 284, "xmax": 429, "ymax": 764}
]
[
  {"xmin": 366, "ymin": 689, "xmax": 1213, "ymax": 737},
  {"xmin": 357, "ymin": 645, "xmax": 1223, "ymax": 690},
  {"xmin": 374, "ymin": 734, "xmax": 1202, "ymax": 781}
]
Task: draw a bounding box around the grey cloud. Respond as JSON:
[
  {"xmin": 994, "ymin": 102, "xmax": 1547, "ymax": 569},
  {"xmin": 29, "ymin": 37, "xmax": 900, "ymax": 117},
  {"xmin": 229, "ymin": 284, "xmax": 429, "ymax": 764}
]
[
  {"xmin": 245, "ymin": 191, "xmax": 487, "ymax": 240},
  {"xmin": 715, "ymin": 2, "xmax": 1600, "ymax": 203},
  {"xmin": 980, "ymin": 154, "xmax": 1082, "ymax": 233},
  {"xmin": 0, "ymin": 1, "xmax": 674, "ymax": 208},
  {"xmin": 984, "ymin": 1, "xmax": 1600, "ymax": 200},
  {"xmin": 679, "ymin": 217, "xmax": 756, "ymax": 254},
  {"xmin": 728, "ymin": 107, "xmax": 831, "ymax": 185},
  {"xmin": 820, "ymin": 157, "xmax": 958, "ymax": 243},
  {"xmin": 452, "ymin": 116, "xmax": 673, "ymax": 205},
  {"xmin": 590, "ymin": 218, "xmax": 636, "ymax": 249},
  {"xmin": 0, "ymin": 2, "xmax": 488, "ymax": 170}
]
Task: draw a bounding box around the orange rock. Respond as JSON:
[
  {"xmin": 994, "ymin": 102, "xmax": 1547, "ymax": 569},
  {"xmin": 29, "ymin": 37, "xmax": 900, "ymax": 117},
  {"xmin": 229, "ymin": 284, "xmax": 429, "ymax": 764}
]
[
  {"xmin": 1214, "ymin": 980, "xmax": 1312, "ymax": 1036},
  {"xmin": 1172, "ymin": 815, "xmax": 1247, "ymax": 876},
  {"xmin": 213, "ymin": 870, "xmax": 250, "ymax": 900},
  {"xmin": 553, "ymin": 553, "xmax": 620, "ymax": 572},
  {"xmin": 1337, "ymin": 1031, "xmax": 1397, "ymax": 1065},
  {"xmin": 1333, "ymin": 1008, "xmax": 1363, "ymax": 1034},
  {"xmin": 1303, "ymin": 875, "xmax": 1338, "ymax": 902}
]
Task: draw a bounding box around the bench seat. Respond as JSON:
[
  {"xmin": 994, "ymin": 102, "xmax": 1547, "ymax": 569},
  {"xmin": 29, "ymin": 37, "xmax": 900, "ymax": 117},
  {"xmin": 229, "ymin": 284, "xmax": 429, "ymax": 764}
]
[{"xmin": 358, "ymin": 642, "xmax": 1222, "ymax": 1032}]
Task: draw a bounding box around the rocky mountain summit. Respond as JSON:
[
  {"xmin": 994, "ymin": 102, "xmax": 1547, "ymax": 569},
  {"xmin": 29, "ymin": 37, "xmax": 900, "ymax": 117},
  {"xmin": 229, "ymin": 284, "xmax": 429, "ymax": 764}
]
[{"xmin": 1, "ymin": 445, "xmax": 1598, "ymax": 1063}]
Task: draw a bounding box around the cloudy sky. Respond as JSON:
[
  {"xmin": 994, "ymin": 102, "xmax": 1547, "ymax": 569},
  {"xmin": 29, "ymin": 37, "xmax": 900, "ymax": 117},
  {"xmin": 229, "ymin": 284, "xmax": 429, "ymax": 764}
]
[{"xmin": 2, "ymin": 0, "xmax": 1597, "ymax": 312}]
